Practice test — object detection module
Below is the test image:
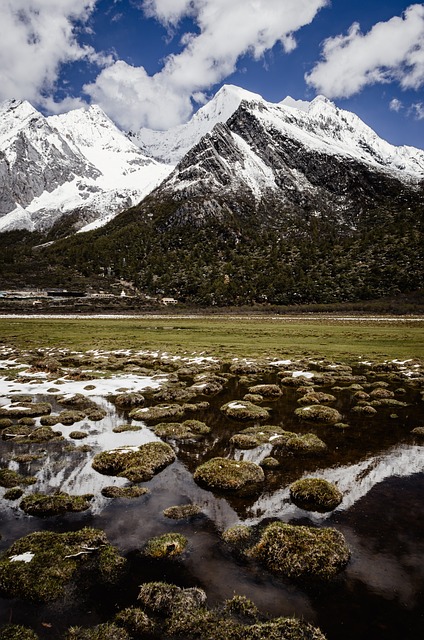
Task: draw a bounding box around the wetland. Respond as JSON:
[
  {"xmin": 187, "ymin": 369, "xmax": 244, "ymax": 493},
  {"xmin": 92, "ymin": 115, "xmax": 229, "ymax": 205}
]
[{"xmin": 0, "ymin": 316, "xmax": 423, "ymax": 639}]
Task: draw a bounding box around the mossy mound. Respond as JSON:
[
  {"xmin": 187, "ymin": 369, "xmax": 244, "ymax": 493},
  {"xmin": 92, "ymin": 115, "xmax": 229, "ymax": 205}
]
[
  {"xmin": 163, "ymin": 504, "xmax": 202, "ymax": 519},
  {"xmin": 230, "ymin": 425, "xmax": 289, "ymax": 449},
  {"xmin": 222, "ymin": 525, "xmax": 255, "ymax": 548},
  {"xmin": 20, "ymin": 492, "xmax": 94, "ymax": 517},
  {"xmin": 58, "ymin": 394, "xmax": 100, "ymax": 411},
  {"xmin": 369, "ymin": 388, "xmax": 394, "ymax": 399},
  {"xmin": 92, "ymin": 441, "xmax": 175, "ymax": 482},
  {"xmin": 194, "ymin": 457, "xmax": 264, "ymax": 493},
  {"xmin": 113, "ymin": 392, "xmax": 146, "ymax": 409},
  {"xmin": 295, "ymin": 405, "xmax": 342, "ymax": 425},
  {"xmin": 289, "ymin": 478, "xmax": 343, "ymax": 512},
  {"xmin": 247, "ymin": 384, "xmax": 282, "ymax": 398},
  {"xmin": 112, "ymin": 424, "xmax": 141, "ymax": 433},
  {"xmin": 85, "ymin": 408, "xmax": 107, "ymax": 421},
  {"xmin": 39, "ymin": 414, "xmax": 60, "ymax": 426},
  {"xmin": 17, "ymin": 418, "xmax": 35, "ymax": 427},
  {"xmin": 369, "ymin": 399, "xmax": 408, "ymax": 407},
  {"xmin": 143, "ymin": 533, "xmax": 188, "ymax": 558},
  {"xmin": 351, "ymin": 405, "xmax": 377, "ymax": 416},
  {"xmin": 297, "ymin": 392, "xmax": 337, "ymax": 405},
  {"xmin": 260, "ymin": 456, "xmax": 280, "ymax": 469},
  {"xmin": 4, "ymin": 487, "xmax": 24, "ymax": 500},
  {"xmin": 114, "ymin": 608, "xmax": 154, "ymax": 637},
  {"xmin": 0, "ymin": 418, "xmax": 13, "ymax": 429},
  {"xmin": 279, "ymin": 376, "xmax": 314, "ymax": 387},
  {"xmin": 189, "ymin": 376, "xmax": 224, "ymax": 396},
  {"xmin": 0, "ymin": 468, "xmax": 36, "ymax": 488},
  {"xmin": 2, "ymin": 424, "xmax": 33, "ymax": 440},
  {"xmin": 0, "ymin": 528, "xmax": 125, "ymax": 602},
  {"xmin": 153, "ymin": 419, "xmax": 210, "ymax": 441},
  {"xmin": 220, "ymin": 401, "xmax": 269, "ymax": 421},
  {"xmin": 20, "ymin": 426, "xmax": 63, "ymax": 443},
  {"xmin": 411, "ymin": 426, "xmax": 424, "ymax": 437},
  {"xmin": 243, "ymin": 393, "xmax": 264, "ymax": 403},
  {"xmin": 58, "ymin": 410, "xmax": 86, "ymax": 426},
  {"xmin": 277, "ymin": 433, "xmax": 328, "ymax": 456},
  {"xmin": 0, "ymin": 624, "xmax": 39, "ymax": 639},
  {"xmin": 69, "ymin": 430, "xmax": 89, "ymax": 440},
  {"xmin": 153, "ymin": 384, "xmax": 197, "ymax": 403},
  {"xmin": 136, "ymin": 581, "xmax": 325, "ymax": 640},
  {"xmin": 0, "ymin": 402, "xmax": 52, "ymax": 419},
  {"xmin": 65, "ymin": 623, "xmax": 129, "ymax": 640},
  {"xmin": 101, "ymin": 486, "xmax": 149, "ymax": 498},
  {"xmin": 130, "ymin": 404, "xmax": 186, "ymax": 422},
  {"xmin": 248, "ymin": 522, "xmax": 350, "ymax": 581}
]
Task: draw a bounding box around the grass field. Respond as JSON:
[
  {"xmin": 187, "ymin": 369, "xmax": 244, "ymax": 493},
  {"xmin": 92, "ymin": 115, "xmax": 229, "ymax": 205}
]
[{"xmin": 0, "ymin": 315, "xmax": 423, "ymax": 361}]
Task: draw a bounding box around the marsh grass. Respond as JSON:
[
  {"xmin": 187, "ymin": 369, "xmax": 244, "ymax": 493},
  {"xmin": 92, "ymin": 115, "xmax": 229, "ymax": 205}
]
[{"xmin": 0, "ymin": 316, "xmax": 422, "ymax": 360}]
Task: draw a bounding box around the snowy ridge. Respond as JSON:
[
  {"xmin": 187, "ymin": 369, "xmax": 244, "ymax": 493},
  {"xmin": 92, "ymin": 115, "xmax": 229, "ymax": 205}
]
[
  {"xmin": 131, "ymin": 85, "xmax": 263, "ymax": 165},
  {"xmin": 0, "ymin": 101, "xmax": 172, "ymax": 233}
]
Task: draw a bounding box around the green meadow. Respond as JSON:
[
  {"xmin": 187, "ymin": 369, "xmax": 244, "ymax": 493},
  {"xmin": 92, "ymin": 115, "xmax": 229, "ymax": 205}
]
[{"xmin": 0, "ymin": 316, "xmax": 422, "ymax": 361}]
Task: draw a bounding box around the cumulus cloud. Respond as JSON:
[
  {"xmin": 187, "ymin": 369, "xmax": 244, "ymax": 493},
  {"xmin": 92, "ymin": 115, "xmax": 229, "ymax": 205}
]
[
  {"xmin": 0, "ymin": 0, "xmax": 106, "ymax": 110},
  {"xmin": 306, "ymin": 4, "xmax": 424, "ymax": 98},
  {"xmin": 85, "ymin": 0, "xmax": 329, "ymax": 130},
  {"xmin": 411, "ymin": 102, "xmax": 424, "ymax": 119}
]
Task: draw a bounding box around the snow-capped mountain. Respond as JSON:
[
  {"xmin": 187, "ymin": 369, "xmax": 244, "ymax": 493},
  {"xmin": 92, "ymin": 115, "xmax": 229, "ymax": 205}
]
[
  {"xmin": 130, "ymin": 85, "xmax": 263, "ymax": 164},
  {"xmin": 0, "ymin": 100, "xmax": 171, "ymax": 233},
  {"xmin": 140, "ymin": 86, "xmax": 424, "ymax": 229},
  {"xmin": 0, "ymin": 85, "xmax": 423, "ymax": 235}
]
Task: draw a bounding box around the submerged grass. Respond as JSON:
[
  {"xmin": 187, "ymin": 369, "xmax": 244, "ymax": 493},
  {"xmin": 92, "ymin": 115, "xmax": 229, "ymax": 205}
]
[{"xmin": 0, "ymin": 316, "xmax": 422, "ymax": 360}]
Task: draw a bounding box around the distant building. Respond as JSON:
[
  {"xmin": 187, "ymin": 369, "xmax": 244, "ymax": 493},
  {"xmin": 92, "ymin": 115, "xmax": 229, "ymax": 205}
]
[{"xmin": 161, "ymin": 297, "xmax": 178, "ymax": 305}]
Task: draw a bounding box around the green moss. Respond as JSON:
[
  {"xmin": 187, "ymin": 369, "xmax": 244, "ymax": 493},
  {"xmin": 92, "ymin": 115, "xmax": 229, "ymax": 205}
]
[
  {"xmin": 163, "ymin": 504, "xmax": 202, "ymax": 519},
  {"xmin": 112, "ymin": 424, "xmax": 141, "ymax": 433},
  {"xmin": 4, "ymin": 487, "xmax": 24, "ymax": 500},
  {"xmin": 0, "ymin": 528, "xmax": 125, "ymax": 602},
  {"xmin": 289, "ymin": 478, "xmax": 343, "ymax": 512},
  {"xmin": 137, "ymin": 581, "xmax": 206, "ymax": 615},
  {"xmin": 411, "ymin": 426, "xmax": 424, "ymax": 437},
  {"xmin": 92, "ymin": 441, "xmax": 175, "ymax": 482},
  {"xmin": 194, "ymin": 457, "xmax": 264, "ymax": 493},
  {"xmin": 101, "ymin": 486, "xmax": 149, "ymax": 498},
  {"xmin": 154, "ymin": 419, "xmax": 210, "ymax": 440},
  {"xmin": 295, "ymin": 405, "xmax": 342, "ymax": 425},
  {"xmin": 2, "ymin": 424, "xmax": 33, "ymax": 440},
  {"xmin": 248, "ymin": 522, "xmax": 350, "ymax": 581},
  {"xmin": 12, "ymin": 453, "xmax": 45, "ymax": 463},
  {"xmin": 18, "ymin": 417, "xmax": 36, "ymax": 426},
  {"xmin": 351, "ymin": 405, "xmax": 377, "ymax": 416},
  {"xmin": 223, "ymin": 594, "xmax": 259, "ymax": 621},
  {"xmin": 85, "ymin": 408, "xmax": 107, "ymax": 421},
  {"xmin": 297, "ymin": 392, "xmax": 337, "ymax": 405},
  {"xmin": 0, "ymin": 418, "xmax": 13, "ymax": 429},
  {"xmin": 222, "ymin": 525, "xmax": 255, "ymax": 548},
  {"xmin": 19, "ymin": 492, "xmax": 94, "ymax": 517},
  {"xmin": 39, "ymin": 414, "xmax": 60, "ymax": 426},
  {"xmin": 0, "ymin": 468, "xmax": 36, "ymax": 488},
  {"xmin": 143, "ymin": 532, "xmax": 188, "ymax": 558},
  {"xmin": 0, "ymin": 624, "xmax": 39, "ymax": 639}
]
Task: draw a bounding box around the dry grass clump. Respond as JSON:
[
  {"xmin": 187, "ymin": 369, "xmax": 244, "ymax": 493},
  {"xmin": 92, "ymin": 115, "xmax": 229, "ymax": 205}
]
[
  {"xmin": 295, "ymin": 405, "xmax": 342, "ymax": 425},
  {"xmin": 65, "ymin": 623, "xmax": 129, "ymax": 639},
  {"xmin": 69, "ymin": 431, "xmax": 88, "ymax": 440},
  {"xmin": 92, "ymin": 441, "xmax": 175, "ymax": 482},
  {"xmin": 289, "ymin": 478, "xmax": 343, "ymax": 512},
  {"xmin": 351, "ymin": 405, "xmax": 377, "ymax": 416},
  {"xmin": 194, "ymin": 457, "xmax": 264, "ymax": 493},
  {"xmin": 0, "ymin": 624, "xmax": 39, "ymax": 639},
  {"xmin": 20, "ymin": 492, "xmax": 93, "ymax": 517}
]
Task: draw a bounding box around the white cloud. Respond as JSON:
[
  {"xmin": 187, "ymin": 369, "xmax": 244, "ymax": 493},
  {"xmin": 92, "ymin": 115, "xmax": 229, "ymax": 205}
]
[
  {"xmin": 0, "ymin": 0, "xmax": 102, "ymax": 108},
  {"xmin": 85, "ymin": 0, "xmax": 329, "ymax": 130},
  {"xmin": 306, "ymin": 4, "xmax": 424, "ymax": 98},
  {"xmin": 389, "ymin": 98, "xmax": 403, "ymax": 112},
  {"xmin": 411, "ymin": 102, "xmax": 424, "ymax": 119}
]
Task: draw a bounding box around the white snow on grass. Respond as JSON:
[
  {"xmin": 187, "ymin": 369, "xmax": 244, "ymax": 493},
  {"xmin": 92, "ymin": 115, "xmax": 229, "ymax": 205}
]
[{"xmin": 292, "ymin": 371, "xmax": 314, "ymax": 379}]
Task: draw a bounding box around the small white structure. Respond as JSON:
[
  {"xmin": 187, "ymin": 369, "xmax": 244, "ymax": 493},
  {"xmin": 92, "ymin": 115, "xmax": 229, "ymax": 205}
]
[{"xmin": 161, "ymin": 297, "xmax": 178, "ymax": 305}]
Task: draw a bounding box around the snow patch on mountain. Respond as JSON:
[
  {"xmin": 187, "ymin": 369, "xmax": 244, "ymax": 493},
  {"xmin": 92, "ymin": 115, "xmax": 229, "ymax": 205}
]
[{"xmin": 131, "ymin": 84, "xmax": 263, "ymax": 165}]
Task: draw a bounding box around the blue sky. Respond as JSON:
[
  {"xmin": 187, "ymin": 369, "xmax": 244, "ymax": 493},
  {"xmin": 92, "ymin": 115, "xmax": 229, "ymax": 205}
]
[{"xmin": 1, "ymin": 1, "xmax": 423, "ymax": 148}]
